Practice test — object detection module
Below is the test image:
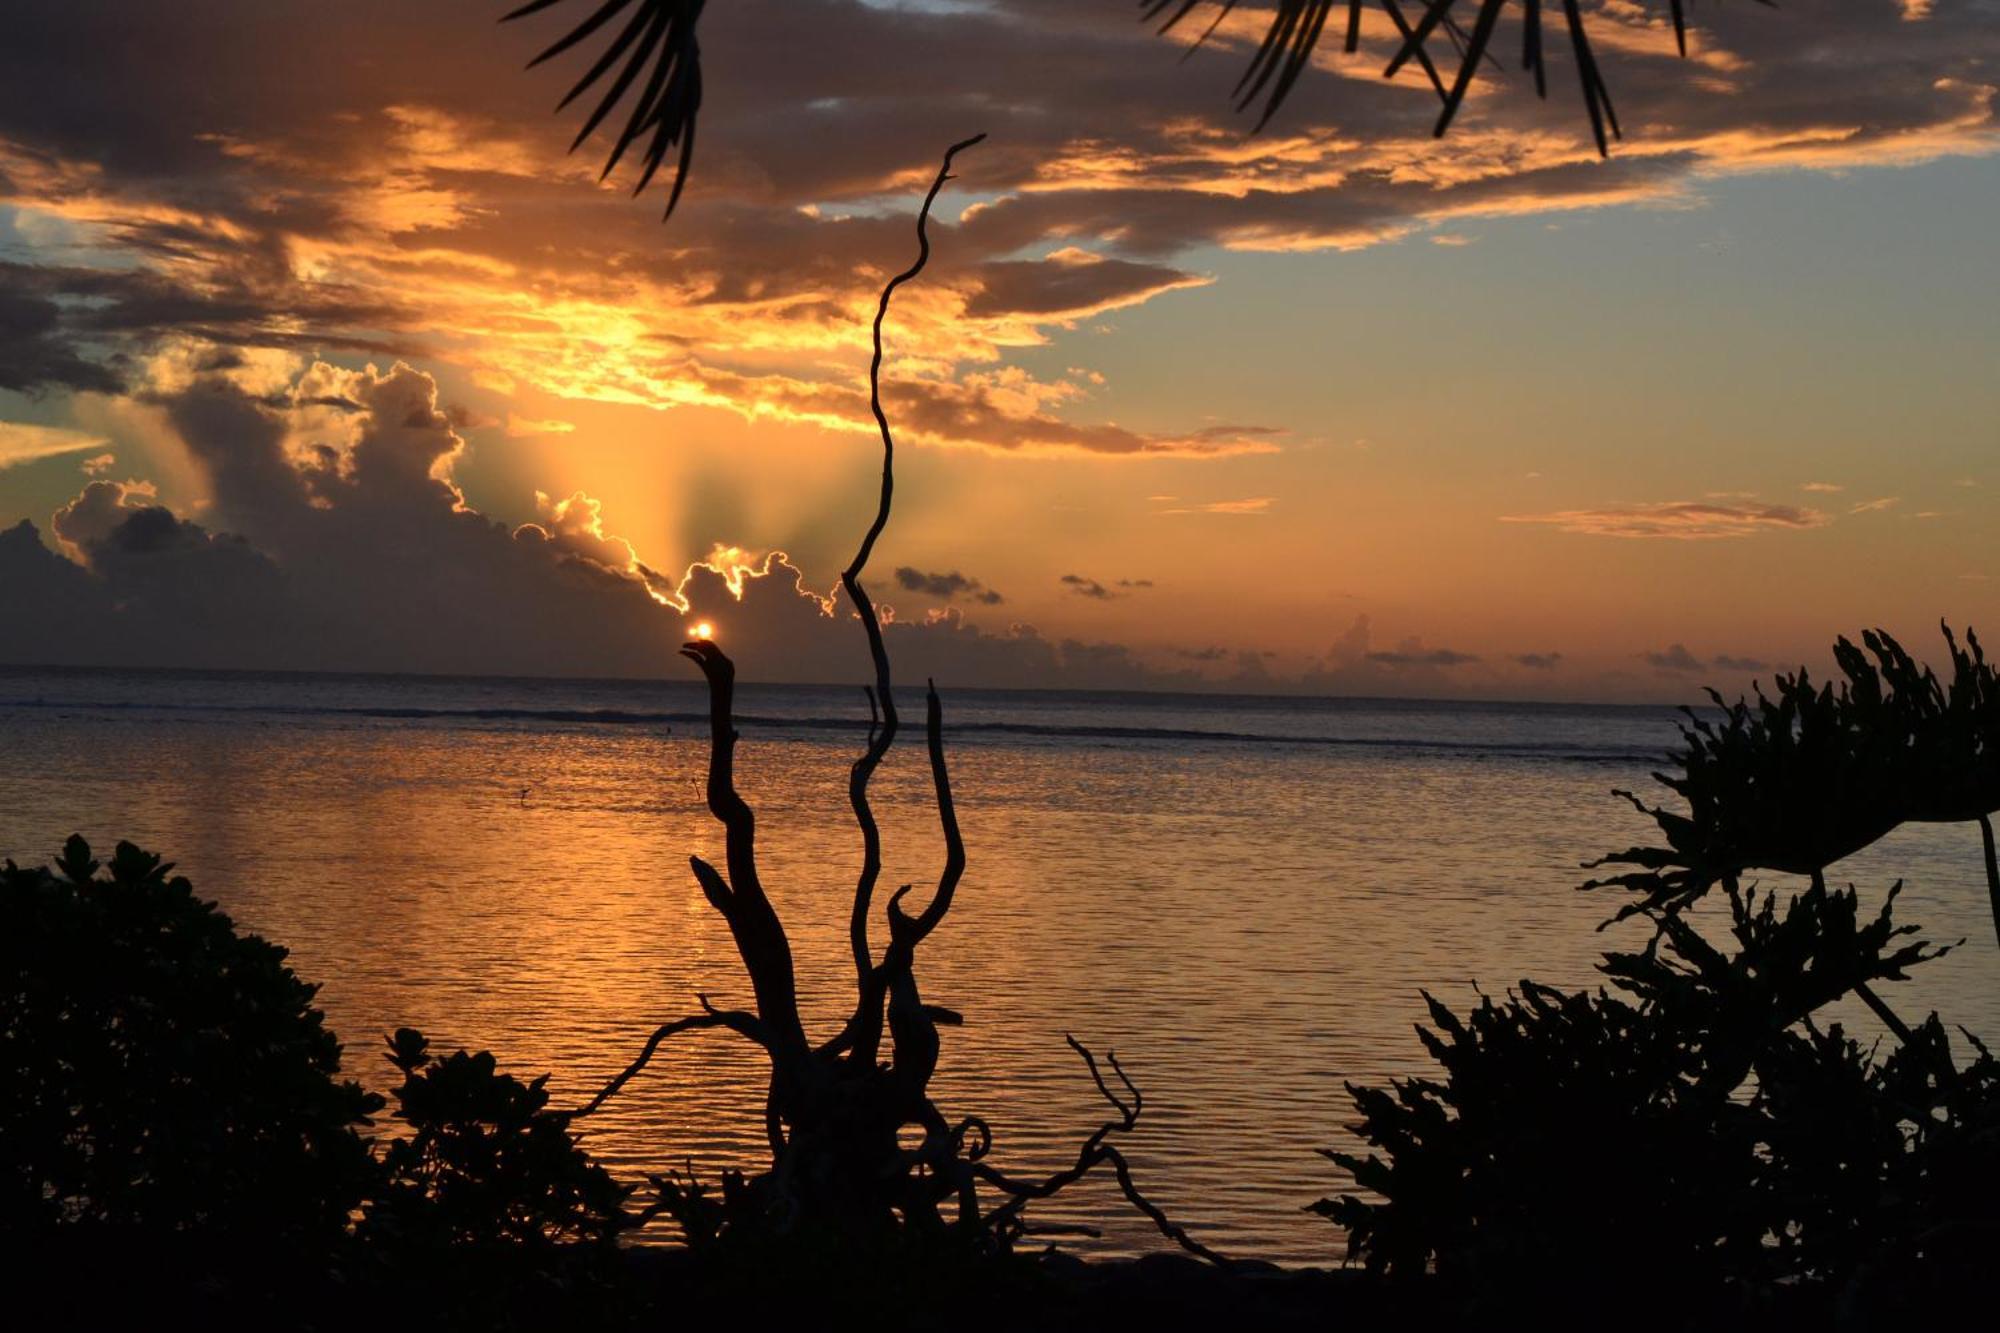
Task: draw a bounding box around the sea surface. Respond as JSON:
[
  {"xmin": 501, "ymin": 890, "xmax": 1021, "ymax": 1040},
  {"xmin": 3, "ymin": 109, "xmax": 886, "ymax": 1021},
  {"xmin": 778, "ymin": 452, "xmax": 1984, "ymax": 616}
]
[{"xmin": 4, "ymin": 665, "xmax": 1995, "ymax": 1265}]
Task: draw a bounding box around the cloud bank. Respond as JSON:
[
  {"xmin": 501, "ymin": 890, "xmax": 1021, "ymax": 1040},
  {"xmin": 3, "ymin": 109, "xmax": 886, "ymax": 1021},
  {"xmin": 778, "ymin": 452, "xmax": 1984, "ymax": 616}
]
[{"xmin": 1, "ymin": 1, "xmax": 1993, "ymax": 461}]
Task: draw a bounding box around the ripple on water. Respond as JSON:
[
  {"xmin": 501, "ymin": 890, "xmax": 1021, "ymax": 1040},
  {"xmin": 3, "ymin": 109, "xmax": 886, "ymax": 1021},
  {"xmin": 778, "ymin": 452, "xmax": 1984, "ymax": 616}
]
[{"xmin": 3, "ymin": 685, "xmax": 1995, "ymax": 1265}]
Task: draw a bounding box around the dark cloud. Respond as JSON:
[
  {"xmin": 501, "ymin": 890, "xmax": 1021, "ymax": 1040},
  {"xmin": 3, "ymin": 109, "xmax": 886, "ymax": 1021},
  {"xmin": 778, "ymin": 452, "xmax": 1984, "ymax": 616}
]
[
  {"xmin": 0, "ymin": 2, "xmax": 1987, "ymax": 457},
  {"xmin": 1061, "ymin": 573, "xmax": 1152, "ymax": 600},
  {"xmin": 1367, "ymin": 648, "xmax": 1481, "ymax": 668},
  {"xmin": 1514, "ymin": 652, "xmax": 1565, "ymax": 670},
  {"xmin": 1292, "ymin": 616, "xmax": 1493, "ymax": 695},
  {"xmin": 961, "ymin": 252, "xmax": 1205, "ymax": 319},
  {"xmin": 1644, "ymin": 643, "xmax": 1706, "ymax": 673},
  {"xmin": 1711, "ymin": 653, "xmax": 1771, "ymax": 672},
  {"xmin": 893, "ymin": 566, "xmax": 1004, "ymax": 604},
  {"xmin": 0, "ymin": 359, "xmax": 1205, "ymax": 688},
  {"xmin": 0, "ymin": 287, "xmax": 124, "ymax": 394}
]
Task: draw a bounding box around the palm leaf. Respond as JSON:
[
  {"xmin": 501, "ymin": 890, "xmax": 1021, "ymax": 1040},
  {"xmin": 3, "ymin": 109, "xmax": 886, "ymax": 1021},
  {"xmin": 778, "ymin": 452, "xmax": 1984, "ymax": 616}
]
[
  {"xmin": 1146, "ymin": 0, "xmax": 1774, "ymax": 157},
  {"xmin": 503, "ymin": 0, "xmax": 706, "ymax": 218}
]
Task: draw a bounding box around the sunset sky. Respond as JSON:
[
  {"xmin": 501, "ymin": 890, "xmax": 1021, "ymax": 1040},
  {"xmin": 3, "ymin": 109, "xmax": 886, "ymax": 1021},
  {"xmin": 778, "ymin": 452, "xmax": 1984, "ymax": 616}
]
[{"xmin": 2, "ymin": 0, "xmax": 1995, "ymax": 700}]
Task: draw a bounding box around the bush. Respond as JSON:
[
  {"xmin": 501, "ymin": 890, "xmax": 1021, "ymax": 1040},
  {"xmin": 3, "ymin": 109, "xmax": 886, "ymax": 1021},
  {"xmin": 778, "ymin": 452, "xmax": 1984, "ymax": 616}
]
[
  {"xmin": 1318, "ymin": 881, "xmax": 1996, "ymax": 1321},
  {"xmin": 1315, "ymin": 982, "xmax": 1768, "ymax": 1300},
  {"xmin": 0, "ymin": 835, "xmax": 379, "ymax": 1245},
  {"xmin": 362, "ymin": 1026, "xmax": 631, "ymax": 1252}
]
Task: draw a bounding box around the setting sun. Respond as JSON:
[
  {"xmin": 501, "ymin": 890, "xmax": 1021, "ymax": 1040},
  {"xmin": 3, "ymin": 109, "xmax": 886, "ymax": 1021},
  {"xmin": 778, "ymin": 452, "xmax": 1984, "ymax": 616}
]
[{"xmin": 691, "ymin": 621, "xmax": 715, "ymax": 641}]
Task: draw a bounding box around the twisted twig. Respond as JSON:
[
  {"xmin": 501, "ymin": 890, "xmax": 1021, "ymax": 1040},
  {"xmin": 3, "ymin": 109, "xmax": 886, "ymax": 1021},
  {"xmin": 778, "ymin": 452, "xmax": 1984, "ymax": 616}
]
[
  {"xmin": 976, "ymin": 1036, "xmax": 1232, "ymax": 1268},
  {"xmin": 563, "ymin": 998, "xmax": 768, "ymax": 1119},
  {"xmin": 836, "ymin": 132, "xmax": 985, "ymax": 1063}
]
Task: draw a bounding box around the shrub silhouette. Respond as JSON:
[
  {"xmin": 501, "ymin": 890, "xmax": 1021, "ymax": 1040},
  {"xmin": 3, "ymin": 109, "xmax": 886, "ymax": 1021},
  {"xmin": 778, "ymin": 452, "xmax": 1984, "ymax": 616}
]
[
  {"xmin": 3, "ymin": 837, "xmax": 651, "ymax": 1325},
  {"xmin": 363, "ymin": 1026, "xmax": 631, "ymax": 1252},
  {"xmin": 1321, "ymin": 628, "xmax": 2000, "ymax": 1320},
  {"xmin": 0, "ymin": 835, "xmax": 379, "ymax": 1245},
  {"xmin": 1588, "ymin": 624, "xmax": 1999, "ymax": 942}
]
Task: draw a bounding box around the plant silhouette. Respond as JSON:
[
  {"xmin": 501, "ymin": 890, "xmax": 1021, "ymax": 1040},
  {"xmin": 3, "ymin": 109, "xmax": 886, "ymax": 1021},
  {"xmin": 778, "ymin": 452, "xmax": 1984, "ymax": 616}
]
[
  {"xmin": 1320, "ymin": 878, "xmax": 1996, "ymax": 1321},
  {"xmin": 552, "ymin": 135, "xmax": 1227, "ymax": 1267},
  {"xmin": 1588, "ymin": 624, "xmax": 2000, "ymax": 946},
  {"xmin": 0, "ymin": 835, "xmax": 379, "ymax": 1246},
  {"xmin": 362, "ymin": 1027, "xmax": 631, "ymax": 1252},
  {"xmin": 1146, "ymin": 1, "xmax": 1766, "ymax": 154},
  {"xmin": 5, "ymin": 836, "xmax": 670, "ymax": 1324},
  {"xmin": 1320, "ymin": 627, "xmax": 2000, "ymax": 1323}
]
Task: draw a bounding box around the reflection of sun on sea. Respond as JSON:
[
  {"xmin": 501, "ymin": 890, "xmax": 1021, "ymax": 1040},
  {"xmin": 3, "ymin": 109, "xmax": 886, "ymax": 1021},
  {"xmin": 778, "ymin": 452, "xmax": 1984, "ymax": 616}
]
[{"xmin": 689, "ymin": 621, "xmax": 715, "ymax": 641}]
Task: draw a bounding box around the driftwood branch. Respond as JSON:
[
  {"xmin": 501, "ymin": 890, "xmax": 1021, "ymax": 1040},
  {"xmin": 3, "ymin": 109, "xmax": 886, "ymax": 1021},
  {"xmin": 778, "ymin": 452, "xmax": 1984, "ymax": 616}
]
[
  {"xmin": 975, "ymin": 1036, "xmax": 1232, "ymax": 1268},
  {"xmin": 572, "ymin": 134, "xmax": 1223, "ymax": 1263},
  {"xmin": 679, "ymin": 639, "xmax": 809, "ymax": 1058},
  {"xmin": 564, "ymin": 999, "xmax": 768, "ymax": 1119},
  {"xmin": 834, "ymin": 132, "xmax": 985, "ymax": 1065},
  {"xmin": 887, "ymin": 682, "xmax": 967, "ymax": 947}
]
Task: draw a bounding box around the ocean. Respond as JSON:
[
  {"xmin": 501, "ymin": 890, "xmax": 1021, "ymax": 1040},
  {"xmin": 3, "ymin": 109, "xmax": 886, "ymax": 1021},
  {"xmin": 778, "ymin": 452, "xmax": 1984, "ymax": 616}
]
[{"xmin": 4, "ymin": 664, "xmax": 1995, "ymax": 1264}]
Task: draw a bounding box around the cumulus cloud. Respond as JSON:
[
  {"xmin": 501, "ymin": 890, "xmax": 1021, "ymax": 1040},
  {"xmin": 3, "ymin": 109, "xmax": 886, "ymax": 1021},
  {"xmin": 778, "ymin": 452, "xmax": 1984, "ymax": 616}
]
[
  {"xmin": 1502, "ymin": 499, "xmax": 1833, "ymax": 539},
  {"xmin": 1645, "ymin": 643, "xmax": 1706, "ymax": 672},
  {"xmin": 0, "ymin": 357, "xmax": 1225, "ymax": 689},
  {"xmin": 1514, "ymin": 652, "xmax": 1565, "ymax": 669},
  {"xmin": 1290, "ymin": 615, "xmax": 1490, "ymax": 694},
  {"xmin": 1711, "ymin": 653, "xmax": 1771, "ymax": 671},
  {"xmin": 894, "ymin": 566, "xmax": 1004, "ymax": 604}
]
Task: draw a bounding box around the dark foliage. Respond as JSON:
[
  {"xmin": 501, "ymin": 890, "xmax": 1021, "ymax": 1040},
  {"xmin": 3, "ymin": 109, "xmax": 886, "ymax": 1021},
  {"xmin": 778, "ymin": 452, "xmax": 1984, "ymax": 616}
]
[
  {"xmin": 1587, "ymin": 624, "xmax": 2000, "ymax": 938},
  {"xmin": 1317, "ymin": 980, "xmax": 1769, "ymax": 1301},
  {"xmin": 1320, "ymin": 629, "xmax": 2000, "ymax": 1322},
  {"xmin": 1319, "ymin": 908, "xmax": 1992, "ymax": 1317},
  {"xmin": 361, "ymin": 1027, "xmax": 631, "ymax": 1252},
  {"xmin": 504, "ymin": 0, "xmax": 705, "ymax": 217},
  {"xmin": 504, "ymin": 2, "xmax": 1782, "ymax": 216},
  {"xmin": 0, "ymin": 835, "xmax": 378, "ymax": 1246},
  {"xmin": 1147, "ymin": 2, "xmax": 1773, "ymax": 154},
  {"xmin": 2, "ymin": 838, "xmax": 652, "ymax": 1327}
]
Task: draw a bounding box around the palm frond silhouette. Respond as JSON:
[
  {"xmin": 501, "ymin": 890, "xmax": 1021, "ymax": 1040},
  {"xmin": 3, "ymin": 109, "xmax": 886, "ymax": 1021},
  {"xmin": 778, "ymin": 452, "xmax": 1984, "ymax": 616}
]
[
  {"xmin": 1145, "ymin": 1, "xmax": 1772, "ymax": 155},
  {"xmin": 505, "ymin": 1, "xmax": 1776, "ymax": 215},
  {"xmin": 503, "ymin": 0, "xmax": 705, "ymax": 218}
]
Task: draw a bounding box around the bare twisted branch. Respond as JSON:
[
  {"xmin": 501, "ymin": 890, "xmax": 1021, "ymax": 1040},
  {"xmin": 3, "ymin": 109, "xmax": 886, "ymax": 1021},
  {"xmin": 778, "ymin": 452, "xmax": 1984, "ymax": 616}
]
[
  {"xmin": 680, "ymin": 639, "xmax": 808, "ymax": 1058},
  {"xmin": 836, "ymin": 132, "xmax": 985, "ymax": 1064},
  {"xmin": 975, "ymin": 1036, "xmax": 1232, "ymax": 1268},
  {"xmin": 563, "ymin": 997, "xmax": 768, "ymax": 1120}
]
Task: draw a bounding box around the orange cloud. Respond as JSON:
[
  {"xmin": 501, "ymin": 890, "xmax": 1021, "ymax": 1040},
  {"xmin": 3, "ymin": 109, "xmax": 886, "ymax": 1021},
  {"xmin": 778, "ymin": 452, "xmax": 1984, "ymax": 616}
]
[{"xmin": 1501, "ymin": 500, "xmax": 1833, "ymax": 539}]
